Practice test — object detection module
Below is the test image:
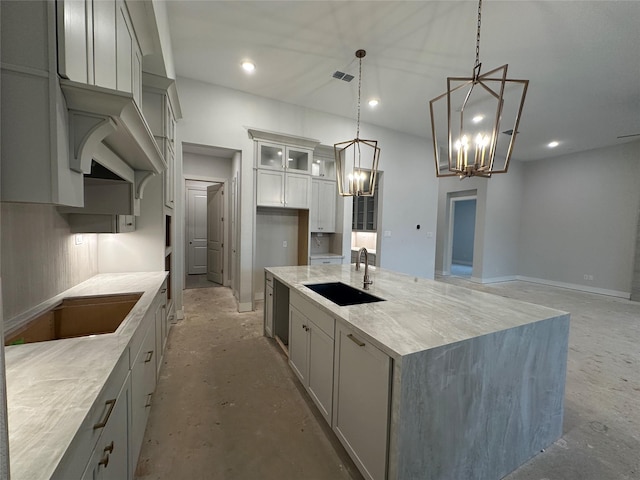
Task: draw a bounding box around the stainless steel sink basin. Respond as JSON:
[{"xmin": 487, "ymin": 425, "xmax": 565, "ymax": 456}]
[{"xmin": 305, "ymin": 282, "xmax": 385, "ymax": 306}]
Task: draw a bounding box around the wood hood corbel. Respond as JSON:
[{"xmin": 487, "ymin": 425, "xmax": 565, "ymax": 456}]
[{"xmin": 60, "ymin": 79, "xmax": 166, "ymax": 176}]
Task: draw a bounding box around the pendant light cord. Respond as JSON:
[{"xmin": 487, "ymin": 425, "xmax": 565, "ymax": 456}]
[
  {"xmin": 474, "ymin": 0, "xmax": 482, "ymax": 70},
  {"xmin": 356, "ymin": 55, "xmax": 362, "ymax": 140}
]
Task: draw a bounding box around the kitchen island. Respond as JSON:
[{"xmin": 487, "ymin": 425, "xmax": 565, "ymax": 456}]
[{"xmin": 265, "ymin": 264, "xmax": 570, "ymax": 480}]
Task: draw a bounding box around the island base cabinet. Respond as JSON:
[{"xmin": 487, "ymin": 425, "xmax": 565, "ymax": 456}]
[
  {"xmin": 288, "ymin": 291, "xmax": 335, "ymax": 425},
  {"xmin": 81, "ymin": 373, "xmax": 131, "ymax": 480},
  {"xmin": 333, "ymin": 324, "xmax": 391, "ymax": 480}
]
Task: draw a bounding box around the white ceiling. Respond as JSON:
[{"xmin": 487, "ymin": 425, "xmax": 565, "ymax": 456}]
[{"xmin": 166, "ymin": 1, "xmax": 640, "ymax": 161}]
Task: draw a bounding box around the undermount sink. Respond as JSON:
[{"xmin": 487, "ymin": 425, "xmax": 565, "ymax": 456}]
[
  {"xmin": 5, "ymin": 293, "xmax": 142, "ymax": 346},
  {"xmin": 305, "ymin": 282, "xmax": 385, "ymax": 306}
]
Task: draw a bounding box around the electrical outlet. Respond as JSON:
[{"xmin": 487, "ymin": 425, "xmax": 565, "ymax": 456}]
[
  {"xmin": 426, "ymin": 231, "xmax": 434, "ymax": 238},
  {"xmin": 383, "ymin": 230, "xmax": 392, "ymax": 237},
  {"xmin": 282, "ymin": 241, "xmax": 288, "ymax": 248},
  {"xmin": 75, "ymin": 234, "xmax": 83, "ymax": 245},
  {"xmin": 583, "ymin": 274, "xmax": 594, "ymax": 281}
]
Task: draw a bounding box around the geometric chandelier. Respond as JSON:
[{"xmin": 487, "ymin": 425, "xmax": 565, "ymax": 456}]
[
  {"xmin": 335, "ymin": 49, "xmax": 380, "ymax": 196},
  {"xmin": 429, "ymin": 0, "xmax": 529, "ymax": 178}
]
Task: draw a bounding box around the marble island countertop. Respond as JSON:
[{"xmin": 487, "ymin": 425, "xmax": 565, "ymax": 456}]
[
  {"xmin": 4, "ymin": 272, "xmax": 168, "ymax": 480},
  {"xmin": 266, "ymin": 264, "xmax": 568, "ymax": 359}
]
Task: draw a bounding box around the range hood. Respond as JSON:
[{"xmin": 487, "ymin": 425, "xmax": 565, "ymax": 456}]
[
  {"xmin": 60, "ymin": 79, "xmax": 166, "ymax": 175},
  {"xmin": 58, "ymin": 80, "xmax": 163, "ymax": 218}
]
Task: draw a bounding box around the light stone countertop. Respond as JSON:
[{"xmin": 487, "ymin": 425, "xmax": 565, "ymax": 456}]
[
  {"xmin": 5, "ymin": 272, "xmax": 168, "ymax": 480},
  {"xmin": 266, "ymin": 264, "xmax": 568, "ymax": 359}
]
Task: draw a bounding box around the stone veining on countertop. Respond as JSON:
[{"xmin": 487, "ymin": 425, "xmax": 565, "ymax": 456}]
[
  {"xmin": 266, "ymin": 264, "xmax": 568, "ymax": 359},
  {"xmin": 5, "ymin": 272, "xmax": 167, "ymax": 480}
]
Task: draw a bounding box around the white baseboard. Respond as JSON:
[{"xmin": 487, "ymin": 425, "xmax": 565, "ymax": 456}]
[
  {"xmin": 238, "ymin": 301, "xmax": 253, "ymax": 312},
  {"xmin": 472, "ymin": 275, "xmax": 518, "ymax": 284},
  {"xmin": 176, "ymin": 309, "xmax": 184, "ymax": 320},
  {"xmin": 516, "ymin": 276, "xmax": 630, "ymax": 299}
]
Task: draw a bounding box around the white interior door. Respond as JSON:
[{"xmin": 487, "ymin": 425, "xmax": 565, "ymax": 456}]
[
  {"xmin": 187, "ymin": 187, "xmax": 208, "ymax": 274},
  {"xmin": 207, "ymin": 184, "xmax": 224, "ymax": 284}
]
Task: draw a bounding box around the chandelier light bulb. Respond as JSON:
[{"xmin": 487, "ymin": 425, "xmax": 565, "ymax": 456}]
[{"xmin": 241, "ymin": 61, "xmax": 255, "ymax": 73}]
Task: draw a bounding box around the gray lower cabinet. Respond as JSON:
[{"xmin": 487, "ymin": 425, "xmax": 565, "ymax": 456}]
[
  {"xmin": 129, "ymin": 320, "xmax": 157, "ymax": 475},
  {"xmin": 333, "ymin": 323, "xmax": 391, "ymax": 480},
  {"xmin": 288, "ymin": 291, "xmax": 335, "ymax": 425},
  {"xmin": 81, "ymin": 373, "xmax": 131, "ymax": 480}
]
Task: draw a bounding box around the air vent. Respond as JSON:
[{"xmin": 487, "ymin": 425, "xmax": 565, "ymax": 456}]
[
  {"xmin": 502, "ymin": 129, "xmax": 520, "ymax": 136},
  {"xmin": 332, "ymin": 71, "xmax": 354, "ymax": 82}
]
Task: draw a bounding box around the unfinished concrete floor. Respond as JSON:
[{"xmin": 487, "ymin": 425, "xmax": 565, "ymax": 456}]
[
  {"xmin": 134, "ymin": 285, "xmax": 363, "ymax": 480},
  {"xmin": 136, "ymin": 279, "xmax": 639, "ymax": 480}
]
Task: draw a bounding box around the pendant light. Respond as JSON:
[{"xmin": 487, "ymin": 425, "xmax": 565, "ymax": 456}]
[
  {"xmin": 429, "ymin": 0, "xmax": 529, "ymax": 178},
  {"xmin": 335, "ymin": 49, "xmax": 380, "ymax": 196}
]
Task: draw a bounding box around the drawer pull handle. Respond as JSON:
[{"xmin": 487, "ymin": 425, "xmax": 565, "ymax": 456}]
[
  {"xmin": 144, "ymin": 350, "xmax": 154, "ymax": 363},
  {"xmin": 347, "ymin": 333, "xmax": 365, "ymax": 347},
  {"xmin": 93, "ymin": 399, "xmax": 116, "ymax": 429},
  {"xmin": 145, "ymin": 393, "xmax": 153, "ymax": 408},
  {"xmin": 99, "ymin": 452, "xmax": 110, "ymax": 468},
  {"xmin": 104, "ymin": 441, "xmax": 114, "ymax": 454},
  {"xmin": 161, "ymin": 288, "xmax": 167, "ymax": 294}
]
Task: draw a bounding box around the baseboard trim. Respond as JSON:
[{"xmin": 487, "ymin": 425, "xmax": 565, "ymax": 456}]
[
  {"xmin": 176, "ymin": 309, "xmax": 184, "ymax": 320},
  {"xmin": 516, "ymin": 276, "xmax": 630, "ymax": 299},
  {"xmin": 238, "ymin": 301, "xmax": 253, "ymax": 313}
]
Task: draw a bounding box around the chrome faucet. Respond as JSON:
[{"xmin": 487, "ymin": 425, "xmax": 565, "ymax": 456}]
[{"xmin": 355, "ymin": 247, "xmax": 373, "ymax": 290}]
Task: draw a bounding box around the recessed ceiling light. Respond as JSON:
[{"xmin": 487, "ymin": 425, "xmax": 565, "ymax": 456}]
[
  {"xmin": 368, "ymin": 99, "xmax": 379, "ymax": 107},
  {"xmin": 472, "ymin": 115, "xmax": 484, "ymax": 123},
  {"xmin": 241, "ymin": 61, "xmax": 255, "ymax": 73},
  {"xmin": 548, "ymin": 141, "xmax": 559, "ymax": 148}
]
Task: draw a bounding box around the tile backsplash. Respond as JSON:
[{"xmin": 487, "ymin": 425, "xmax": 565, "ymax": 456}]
[{"xmin": 1, "ymin": 203, "xmax": 98, "ymax": 325}]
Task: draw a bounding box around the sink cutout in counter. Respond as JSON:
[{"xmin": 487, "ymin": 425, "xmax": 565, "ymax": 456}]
[
  {"xmin": 5, "ymin": 293, "xmax": 142, "ymax": 346},
  {"xmin": 305, "ymin": 282, "xmax": 385, "ymax": 306}
]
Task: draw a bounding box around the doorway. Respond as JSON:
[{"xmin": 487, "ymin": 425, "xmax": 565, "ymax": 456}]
[
  {"xmin": 447, "ymin": 195, "xmax": 477, "ymax": 277},
  {"xmin": 185, "ymin": 180, "xmax": 225, "ymax": 289}
]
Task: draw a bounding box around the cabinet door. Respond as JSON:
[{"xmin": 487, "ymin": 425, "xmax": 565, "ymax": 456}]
[
  {"xmin": 256, "ymin": 170, "xmax": 284, "ymax": 207},
  {"xmin": 288, "ymin": 307, "xmax": 309, "ymax": 384},
  {"xmin": 333, "ymin": 326, "xmax": 390, "ymax": 480},
  {"xmin": 83, "ymin": 374, "xmax": 130, "ymax": 480},
  {"xmin": 285, "ymin": 147, "xmax": 311, "ymax": 174},
  {"xmin": 258, "ymin": 142, "xmax": 284, "ymax": 170},
  {"xmin": 318, "ymin": 181, "xmax": 336, "ymax": 232},
  {"xmin": 265, "ymin": 283, "xmax": 274, "ymax": 337},
  {"xmin": 116, "ymin": 0, "xmax": 133, "ymax": 94},
  {"xmin": 130, "ymin": 325, "xmax": 155, "ymax": 477},
  {"xmin": 284, "ymin": 173, "xmax": 310, "ymax": 209},
  {"xmin": 307, "ymin": 323, "xmax": 334, "ymax": 425},
  {"xmin": 93, "ymin": 0, "xmax": 117, "ymax": 89},
  {"xmin": 310, "ymin": 179, "xmax": 320, "ymax": 230},
  {"xmin": 57, "ymin": 0, "xmax": 90, "ymax": 83}
]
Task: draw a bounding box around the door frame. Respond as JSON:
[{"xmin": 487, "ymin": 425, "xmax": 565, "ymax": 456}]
[
  {"xmin": 183, "ymin": 175, "xmax": 230, "ymax": 287},
  {"xmin": 445, "ymin": 193, "xmax": 477, "ymax": 276}
]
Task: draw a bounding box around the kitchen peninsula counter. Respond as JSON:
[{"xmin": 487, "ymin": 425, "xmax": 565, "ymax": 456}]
[
  {"xmin": 5, "ymin": 272, "xmax": 168, "ymax": 480},
  {"xmin": 266, "ymin": 264, "xmax": 570, "ymax": 480}
]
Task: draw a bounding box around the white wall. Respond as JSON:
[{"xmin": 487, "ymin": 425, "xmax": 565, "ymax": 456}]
[
  {"xmin": 183, "ymin": 151, "xmax": 232, "ymax": 179},
  {"xmin": 518, "ymin": 141, "xmax": 640, "ymax": 296},
  {"xmin": 174, "ymin": 77, "xmax": 438, "ymax": 311}
]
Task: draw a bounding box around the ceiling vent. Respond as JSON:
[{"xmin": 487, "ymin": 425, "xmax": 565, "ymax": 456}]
[{"xmin": 332, "ymin": 71, "xmax": 354, "ymax": 82}]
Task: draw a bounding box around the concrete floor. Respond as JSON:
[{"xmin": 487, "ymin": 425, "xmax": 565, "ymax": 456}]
[{"xmin": 136, "ymin": 278, "xmax": 639, "ymax": 480}]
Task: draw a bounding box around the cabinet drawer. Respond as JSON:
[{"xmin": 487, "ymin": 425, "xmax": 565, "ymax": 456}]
[
  {"xmin": 309, "ymin": 257, "xmax": 343, "ymax": 265},
  {"xmin": 51, "ymin": 352, "xmax": 130, "ymax": 480},
  {"xmin": 290, "ymin": 290, "xmax": 334, "ymax": 339}
]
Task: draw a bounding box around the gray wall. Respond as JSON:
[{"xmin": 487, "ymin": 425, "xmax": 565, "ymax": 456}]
[
  {"xmin": 452, "ymin": 200, "xmax": 476, "ymax": 266},
  {"xmin": 1, "ymin": 203, "xmax": 98, "ymax": 322},
  {"xmin": 254, "ymin": 208, "xmax": 300, "ymax": 298},
  {"xmin": 519, "ymin": 141, "xmax": 640, "ymax": 296}
]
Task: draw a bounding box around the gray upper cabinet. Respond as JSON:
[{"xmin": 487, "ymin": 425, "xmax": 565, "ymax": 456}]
[
  {"xmin": 1, "ymin": 0, "xmax": 168, "ymax": 208},
  {"xmin": 57, "ymin": 0, "xmax": 142, "ymax": 106}
]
